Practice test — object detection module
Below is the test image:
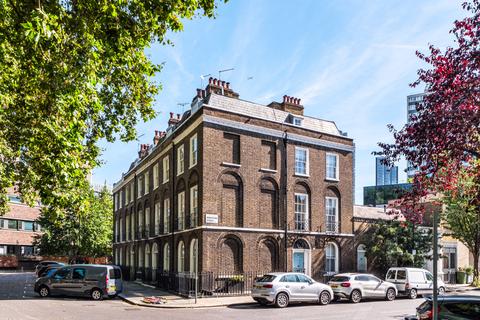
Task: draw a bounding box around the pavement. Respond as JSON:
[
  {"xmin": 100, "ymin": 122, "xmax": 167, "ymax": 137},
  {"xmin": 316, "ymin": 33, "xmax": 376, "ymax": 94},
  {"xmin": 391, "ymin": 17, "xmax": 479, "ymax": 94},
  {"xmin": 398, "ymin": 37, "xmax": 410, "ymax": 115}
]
[
  {"xmin": 118, "ymin": 280, "xmax": 480, "ymax": 309},
  {"xmin": 118, "ymin": 280, "xmax": 253, "ymax": 308},
  {"xmin": 1, "ymin": 272, "xmax": 480, "ymax": 320}
]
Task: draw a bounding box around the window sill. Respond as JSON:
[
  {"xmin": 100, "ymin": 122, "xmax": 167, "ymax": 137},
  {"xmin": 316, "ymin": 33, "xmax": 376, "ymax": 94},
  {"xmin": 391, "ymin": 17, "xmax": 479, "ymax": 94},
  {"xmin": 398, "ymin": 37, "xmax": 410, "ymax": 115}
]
[
  {"xmin": 189, "ymin": 163, "xmax": 197, "ymax": 170},
  {"xmin": 221, "ymin": 162, "xmax": 241, "ymax": 168},
  {"xmin": 163, "ymin": 180, "xmax": 169, "ymax": 184},
  {"xmin": 294, "ymin": 173, "xmax": 310, "ymax": 178},
  {"xmin": 325, "ymin": 178, "xmax": 339, "ymax": 182},
  {"xmin": 260, "ymin": 168, "xmax": 277, "ymax": 173}
]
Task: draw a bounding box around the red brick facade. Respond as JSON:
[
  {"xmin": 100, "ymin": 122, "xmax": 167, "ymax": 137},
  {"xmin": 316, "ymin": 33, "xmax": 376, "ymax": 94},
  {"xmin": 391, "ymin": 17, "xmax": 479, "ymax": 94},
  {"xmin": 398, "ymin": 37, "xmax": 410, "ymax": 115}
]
[{"xmin": 113, "ymin": 79, "xmax": 355, "ymax": 281}]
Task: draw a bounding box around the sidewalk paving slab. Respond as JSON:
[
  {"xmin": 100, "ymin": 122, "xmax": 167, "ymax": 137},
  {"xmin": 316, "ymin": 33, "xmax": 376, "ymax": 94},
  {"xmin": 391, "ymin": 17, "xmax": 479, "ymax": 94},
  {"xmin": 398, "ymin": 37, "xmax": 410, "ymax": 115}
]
[{"xmin": 118, "ymin": 281, "xmax": 254, "ymax": 309}]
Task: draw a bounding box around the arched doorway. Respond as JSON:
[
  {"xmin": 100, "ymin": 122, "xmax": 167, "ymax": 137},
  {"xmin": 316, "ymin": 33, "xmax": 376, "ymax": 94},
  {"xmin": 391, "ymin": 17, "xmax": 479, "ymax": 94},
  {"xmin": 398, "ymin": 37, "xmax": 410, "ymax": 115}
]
[
  {"xmin": 292, "ymin": 239, "xmax": 311, "ymax": 276},
  {"xmin": 357, "ymin": 244, "xmax": 367, "ymax": 272},
  {"xmin": 177, "ymin": 241, "xmax": 185, "ymax": 272}
]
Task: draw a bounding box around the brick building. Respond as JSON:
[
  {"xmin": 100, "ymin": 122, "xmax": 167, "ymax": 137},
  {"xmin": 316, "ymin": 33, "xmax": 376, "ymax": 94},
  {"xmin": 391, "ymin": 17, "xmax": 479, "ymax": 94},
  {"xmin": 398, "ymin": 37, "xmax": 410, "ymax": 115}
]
[
  {"xmin": 112, "ymin": 78, "xmax": 356, "ymax": 282},
  {"xmin": 0, "ymin": 188, "xmax": 42, "ymax": 268}
]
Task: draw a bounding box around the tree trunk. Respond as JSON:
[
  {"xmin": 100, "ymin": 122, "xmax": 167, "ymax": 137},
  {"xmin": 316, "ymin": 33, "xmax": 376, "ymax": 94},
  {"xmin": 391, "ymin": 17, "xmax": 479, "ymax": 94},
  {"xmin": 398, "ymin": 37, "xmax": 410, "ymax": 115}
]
[{"xmin": 474, "ymin": 253, "xmax": 479, "ymax": 284}]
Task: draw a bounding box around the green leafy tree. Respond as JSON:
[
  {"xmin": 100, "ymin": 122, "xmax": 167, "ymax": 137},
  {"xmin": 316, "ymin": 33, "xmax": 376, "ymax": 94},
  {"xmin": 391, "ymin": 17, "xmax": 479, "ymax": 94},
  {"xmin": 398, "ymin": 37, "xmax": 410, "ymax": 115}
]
[
  {"xmin": 441, "ymin": 163, "xmax": 480, "ymax": 283},
  {"xmin": 36, "ymin": 183, "xmax": 113, "ymax": 260},
  {"xmin": 0, "ymin": 0, "xmax": 223, "ymax": 214},
  {"xmin": 365, "ymin": 219, "xmax": 433, "ymax": 276}
]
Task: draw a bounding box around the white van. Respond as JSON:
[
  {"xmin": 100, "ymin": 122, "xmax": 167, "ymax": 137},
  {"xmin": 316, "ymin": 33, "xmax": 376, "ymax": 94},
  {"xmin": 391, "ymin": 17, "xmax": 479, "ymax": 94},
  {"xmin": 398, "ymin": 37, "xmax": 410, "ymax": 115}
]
[{"xmin": 385, "ymin": 267, "xmax": 446, "ymax": 299}]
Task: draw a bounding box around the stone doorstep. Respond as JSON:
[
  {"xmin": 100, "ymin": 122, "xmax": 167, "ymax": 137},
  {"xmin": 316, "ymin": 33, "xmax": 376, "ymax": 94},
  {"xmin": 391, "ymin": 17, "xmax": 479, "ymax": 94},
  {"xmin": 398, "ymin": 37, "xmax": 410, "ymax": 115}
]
[{"xmin": 118, "ymin": 293, "xmax": 254, "ymax": 309}]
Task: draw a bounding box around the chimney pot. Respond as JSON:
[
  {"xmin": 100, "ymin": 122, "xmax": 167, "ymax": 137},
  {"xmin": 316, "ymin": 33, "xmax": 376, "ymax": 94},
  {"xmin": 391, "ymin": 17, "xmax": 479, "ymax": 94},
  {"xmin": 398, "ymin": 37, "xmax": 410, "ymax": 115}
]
[
  {"xmin": 226, "ymin": 82, "xmax": 230, "ymax": 89},
  {"xmin": 298, "ymin": 98, "xmax": 301, "ymax": 105},
  {"xmin": 170, "ymin": 112, "xmax": 174, "ymax": 118},
  {"xmin": 209, "ymin": 77, "xmax": 213, "ymax": 84},
  {"xmin": 177, "ymin": 113, "xmax": 181, "ymax": 119},
  {"xmin": 283, "ymin": 95, "xmax": 287, "ymax": 102},
  {"xmin": 202, "ymin": 89, "xmax": 206, "ymax": 98},
  {"xmin": 213, "ymin": 78, "xmax": 217, "ymax": 86},
  {"xmin": 196, "ymin": 88, "xmax": 202, "ymax": 98},
  {"xmin": 294, "ymin": 98, "xmax": 298, "ymax": 104},
  {"xmin": 222, "ymin": 81, "xmax": 226, "ymax": 87}
]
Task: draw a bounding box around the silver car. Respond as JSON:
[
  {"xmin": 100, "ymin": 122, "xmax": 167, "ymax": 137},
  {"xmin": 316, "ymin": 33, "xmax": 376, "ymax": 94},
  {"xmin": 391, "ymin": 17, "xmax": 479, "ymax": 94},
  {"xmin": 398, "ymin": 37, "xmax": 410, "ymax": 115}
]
[
  {"xmin": 328, "ymin": 273, "xmax": 397, "ymax": 303},
  {"xmin": 251, "ymin": 272, "xmax": 333, "ymax": 308}
]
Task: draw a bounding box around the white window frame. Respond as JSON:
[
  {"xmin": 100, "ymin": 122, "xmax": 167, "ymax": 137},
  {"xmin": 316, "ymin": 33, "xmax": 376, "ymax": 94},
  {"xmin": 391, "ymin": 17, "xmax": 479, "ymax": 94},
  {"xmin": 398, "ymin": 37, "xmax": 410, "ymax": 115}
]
[
  {"xmin": 177, "ymin": 144, "xmax": 185, "ymax": 175},
  {"xmin": 145, "ymin": 171, "xmax": 150, "ymax": 194},
  {"xmin": 189, "ymin": 134, "xmax": 198, "ymax": 168},
  {"xmin": 163, "ymin": 157, "xmax": 169, "ymax": 183},
  {"xmin": 153, "ymin": 163, "xmax": 159, "ymax": 190},
  {"xmin": 137, "ymin": 176, "xmax": 143, "ymax": 199},
  {"xmin": 190, "ymin": 185, "xmax": 198, "ymax": 228},
  {"xmin": 145, "ymin": 207, "xmax": 150, "ymax": 236},
  {"xmin": 154, "ymin": 202, "xmax": 160, "ymax": 235},
  {"xmin": 178, "ymin": 191, "xmax": 185, "ymax": 230},
  {"xmin": 163, "ymin": 198, "xmax": 170, "ymax": 233},
  {"xmin": 325, "ymin": 242, "xmax": 339, "ymax": 274},
  {"xmin": 294, "ymin": 147, "xmax": 309, "ymax": 176},
  {"xmin": 325, "ymin": 197, "xmax": 339, "ymax": 233},
  {"xmin": 126, "ymin": 186, "xmax": 130, "ymax": 204},
  {"xmin": 130, "ymin": 183, "xmax": 134, "ymax": 203},
  {"xmin": 119, "ymin": 217, "xmax": 123, "ymax": 241},
  {"xmin": 177, "ymin": 241, "xmax": 185, "ymax": 272},
  {"xmin": 126, "ymin": 215, "xmax": 130, "ymax": 240},
  {"xmin": 119, "ymin": 191, "xmax": 122, "ymax": 209},
  {"xmin": 292, "ymin": 116, "xmax": 303, "ymax": 126},
  {"xmin": 326, "ymin": 153, "xmax": 339, "ymax": 181},
  {"xmin": 163, "ymin": 243, "xmax": 170, "ymax": 271},
  {"xmin": 294, "ymin": 193, "xmax": 309, "ymax": 231},
  {"xmin": 114, "ymin": 194, "xmax": 118, "ymax": 211},
  {"xmin": 189, "ymin": 238, "xmax": 198, "ymax": 273}
]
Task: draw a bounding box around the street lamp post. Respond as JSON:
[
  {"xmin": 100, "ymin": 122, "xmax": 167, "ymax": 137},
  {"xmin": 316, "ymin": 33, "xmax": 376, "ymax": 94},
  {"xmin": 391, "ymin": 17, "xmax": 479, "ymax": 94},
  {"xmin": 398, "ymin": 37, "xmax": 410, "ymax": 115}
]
[{"xmin": 432, "ymin": 210, "xmax": 439, "ymax": 320}]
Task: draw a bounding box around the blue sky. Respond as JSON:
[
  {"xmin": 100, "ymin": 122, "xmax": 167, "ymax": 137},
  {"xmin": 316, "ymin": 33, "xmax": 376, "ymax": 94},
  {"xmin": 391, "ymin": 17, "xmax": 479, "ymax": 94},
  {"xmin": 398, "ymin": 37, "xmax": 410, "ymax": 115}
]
[{"xmin": 92, "ymin": 0, "xmax": 465, "ymax": 204}]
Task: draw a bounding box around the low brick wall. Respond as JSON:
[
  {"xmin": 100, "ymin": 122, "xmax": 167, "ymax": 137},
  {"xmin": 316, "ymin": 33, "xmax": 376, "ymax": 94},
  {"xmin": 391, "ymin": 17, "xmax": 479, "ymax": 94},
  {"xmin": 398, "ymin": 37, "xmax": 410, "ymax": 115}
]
[{"xmin": 0, "ymin": 255, "xmax": 18, "ymax": 269}]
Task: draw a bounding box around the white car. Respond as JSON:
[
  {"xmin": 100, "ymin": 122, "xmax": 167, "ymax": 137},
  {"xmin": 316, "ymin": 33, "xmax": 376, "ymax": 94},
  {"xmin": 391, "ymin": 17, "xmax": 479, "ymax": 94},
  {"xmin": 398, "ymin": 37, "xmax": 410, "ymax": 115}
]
[
  {"xmin": 386, "ymin": 267, "xmax": 446, "ymax": 299},
  {"xmin": 251, "ymin": 272, "xmax": 333, "ymax": 308},
  {"xmin": 328, "ymin": 273, "xmax": 397, "ymax": 303}
]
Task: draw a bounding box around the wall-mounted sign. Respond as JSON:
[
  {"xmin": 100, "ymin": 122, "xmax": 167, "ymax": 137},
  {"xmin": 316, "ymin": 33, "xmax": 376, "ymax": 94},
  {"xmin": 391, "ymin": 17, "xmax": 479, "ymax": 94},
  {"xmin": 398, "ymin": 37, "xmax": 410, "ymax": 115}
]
[{"xmin": 205, "ymin": 214, "xmax": 219, "ymax": 224}]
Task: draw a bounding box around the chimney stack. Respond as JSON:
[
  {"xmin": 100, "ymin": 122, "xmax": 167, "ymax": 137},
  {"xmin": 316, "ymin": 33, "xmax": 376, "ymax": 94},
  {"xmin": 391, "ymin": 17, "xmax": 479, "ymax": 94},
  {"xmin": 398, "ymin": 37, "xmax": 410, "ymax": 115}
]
[
  {"xmin": 168, "ymin": 112, "xmax": 181, "ymax": 127},
  {"xmin": 205, "ymin": 77, "xmax": 239, "ymax": 99},
  {"xmin": 268, "ymin": 95, "xmax": 304, "ymax": 115},
  {"xmin": 138, "ymin": 143, "xmax": 150, "ymax": 159}
]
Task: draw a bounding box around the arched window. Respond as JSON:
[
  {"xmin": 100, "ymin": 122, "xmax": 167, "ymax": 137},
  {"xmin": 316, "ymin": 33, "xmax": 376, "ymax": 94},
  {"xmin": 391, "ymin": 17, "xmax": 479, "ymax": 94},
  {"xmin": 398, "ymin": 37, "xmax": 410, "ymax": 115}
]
[
  {"xmin": 126, "ymin": 214, "xmax": 130, "ymax": 240},
  {"xmin": 163, "ymin": 243, "xmax": 170, "ymax": 272},
  {"xmin": 325, "ymin": 242, "xmax": 339, "ymax": 275},
  {"xmin": 177, "ymin": 241, "xmax": 185, "ymax": 272},
  {"xmin": 190, "ymin": 239, "xmax": 198, "ymax": 273},
  {"xmin": 119, "ymin": 217, "xmax": 123, "ymax": 241},
  {"xmin": 154, "ymin": 201, "xmax": 160, "ymax": 235},
  {"xmin": 189, "ymin": 172, "xmax": 199, "ymax": 228},
  {"xmin": 138, "ymin": 209, "xmax": 143, "ymax": 238},
  {"xmin": 294, "ymin": 183, "xmax": 311, "ymax": 231},
  {"xmin": 152, "ymin": 243, "xmax": 158, "ymax": 270},
  {"xmin": 357, "ymin": 244, "xmax": 367, "ymax": 272},
  {"xmin": 152, "ymin": 243, "xmax": 159, "ymax": 281},
  {"xmin": 138, "ymin": 244, "xmax": 144, "ymax": 268},
  {"xmin": 130, "ymin": 209, "xmax": 135, "ymax": 239},
  {"xmin": 325, "ymin": 187, "xmax": 340, "ymax": 233},
  {"xmin": 163, "ymin": 197, "xmax": 170, "ymax": 234},
  {"xmin": 220, "ymin": 173, "xmax": 243, "ymax": 227},
  {"xmin": 145, "ymin": 243, "xmax": 151, "ymax": 269},
  {"xmin": 145, "ymin": 205, "xmax": 151, "ymax": 237},
  {"xmin": 129, "ymin": 245, "xmax": 135, "ymax": 268}
]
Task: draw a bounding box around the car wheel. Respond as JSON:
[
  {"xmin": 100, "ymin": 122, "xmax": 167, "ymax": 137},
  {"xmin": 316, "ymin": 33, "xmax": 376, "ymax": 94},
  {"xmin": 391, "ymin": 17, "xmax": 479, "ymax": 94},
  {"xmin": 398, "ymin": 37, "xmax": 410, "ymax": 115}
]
[
  {"xmin": 385, "ymin": 288, "xmax": 396, "ymax": 301},
  {"xmin": 350, "ymin": 289, "xmax": 362, "ymax": 303},
  {"xmin": 408, "ymin": 288, "xmax": 418, "ymax": 299},
  {"xmin": 438, "ymin": 287, "xmax": 446, "ymax": 295},
  {"xmin": 319, "ymin": 291, "xmax": 331, "ymax": 305},
  {"xmin": 275, "ymin": 292, "xmax": 289, "ymax": 308},
  {"xmin": 91, "ymin": 289, "xmax": 103, "ymax": 301},
  {"xmin": 38, "ymin": 286, "xmax": 50, "ymax": 298}
]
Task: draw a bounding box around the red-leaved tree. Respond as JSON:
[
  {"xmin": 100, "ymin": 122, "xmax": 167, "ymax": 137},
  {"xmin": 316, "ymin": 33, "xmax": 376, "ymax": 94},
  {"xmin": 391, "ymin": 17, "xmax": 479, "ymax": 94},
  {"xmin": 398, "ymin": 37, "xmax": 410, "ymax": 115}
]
[{"xmin": 377, "ymin": 0, "xmax": 480, "ymax": 278}]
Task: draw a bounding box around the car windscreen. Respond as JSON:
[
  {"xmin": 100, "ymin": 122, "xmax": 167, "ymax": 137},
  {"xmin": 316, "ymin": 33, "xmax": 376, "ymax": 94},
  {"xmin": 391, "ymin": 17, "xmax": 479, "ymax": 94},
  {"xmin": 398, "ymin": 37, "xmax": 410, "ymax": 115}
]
[
  {"xmin": 329, "ymin": 276, "xmax": 350, "ymax": 282},
  {"xmin": 109, "ymin": 268, "xmax": 122, "ymax": 279},
  {"xmin": 46, "ymin": 268, "xmax": 58, "ymax": 277},
  {"xmin": 255, "ymin": 275, "xmax": 276, "ymax": 282}
]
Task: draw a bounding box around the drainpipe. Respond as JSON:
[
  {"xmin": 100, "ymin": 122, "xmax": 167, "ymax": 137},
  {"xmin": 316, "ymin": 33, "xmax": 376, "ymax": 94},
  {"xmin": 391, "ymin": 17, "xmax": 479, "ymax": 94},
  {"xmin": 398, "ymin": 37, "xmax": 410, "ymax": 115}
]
[{"xmin": 282, "ymin": 131, "xmax": 289, "ymax": 272}]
